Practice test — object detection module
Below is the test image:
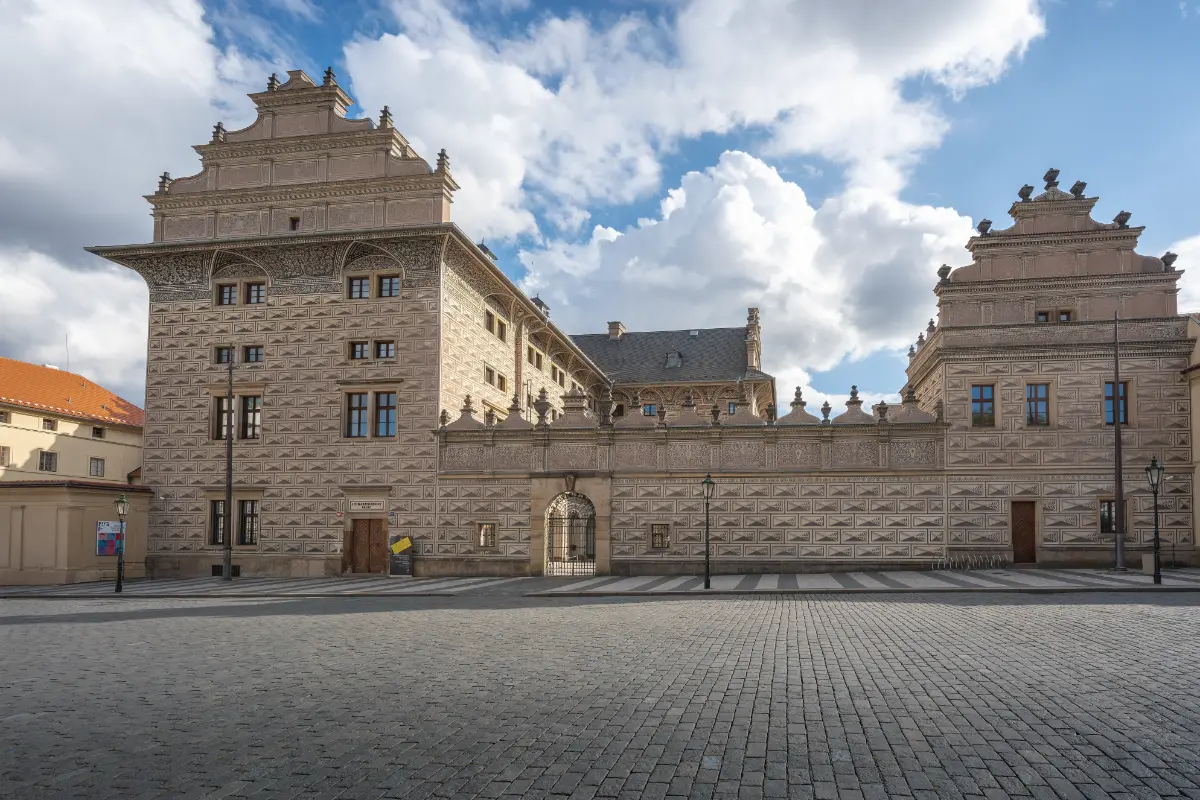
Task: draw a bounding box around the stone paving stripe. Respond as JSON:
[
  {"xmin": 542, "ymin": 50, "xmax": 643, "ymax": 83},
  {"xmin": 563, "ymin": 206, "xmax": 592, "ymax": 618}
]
[
  {"xmin": 622, "ymin": 576, "xmax": 683, "ymax": 592},
  {"xmin": 1039, "ymin": 568, "xmax": 1156, "ymax": 587},
  {"xmin": 344, "ymin": 577, "xmax": 481, "ymax": 594},
  {"xmin": 864, "ymin": 571, "xmax": 910, "ymax": 588},
  {"xmin": 846, "ymin": 572, "xmax": 892, "ymax": 589},
  {"xmin": 777, "ymin": 573, "xmax": 799, "ymax": 590},
  {"xmin": 975, "ymin": 569, "xmax": 1076, "ymax": 587},
  {"xmin": 1162, "ymin": 569, "xmax": 1200, "ymax": 583},
  {"xmin": 934, "ymin": 570, "xmax": 1052, "ymax": 588},
  {"xmin": 648, "ymin": 576, "xmax": 701, "ymax": 592},
  {"xmin": 734, "ymin": 574, "xmax": 762, "ymax": 590},
  {"xmin": 756, "ymin": 574, "xmax": 780, "ymax": 590},
  {"xmin": 439, "ymin": 578, "xmax": 530, "ymax": 593},
  {"xmin": 587, "ymin": 577, "xmax": 652, "ymax": 593},
  {"xmin": 919, "ymin": 570, "xmax": 1010, "ymax": 589},
  {"xmin": 793, "ymin": 573, "xmax": 842, "ymax": 589},
  {"xmin": 544, "ymin": 576, "xmax": 615, "ymax": 593},
  {"xmin": 707, "ymin": 574, "xmax": 748, "ymax": 590},
  {"xmin": 879, "ymin": 571, "xmax": 955, "ymax": 589},
  {"xmin": 829, "ymin": 572, "xmax": 865, "ymax": 589},
  {"xmin": 671, "ymin": 577, "xmax": 706, "ymax": 592}
]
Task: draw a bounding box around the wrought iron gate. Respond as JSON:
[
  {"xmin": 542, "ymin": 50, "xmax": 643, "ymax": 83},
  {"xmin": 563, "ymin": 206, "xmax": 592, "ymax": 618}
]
[{"xmin": 545, "ymin": 493, "xmax": 596, "ymax": 576}]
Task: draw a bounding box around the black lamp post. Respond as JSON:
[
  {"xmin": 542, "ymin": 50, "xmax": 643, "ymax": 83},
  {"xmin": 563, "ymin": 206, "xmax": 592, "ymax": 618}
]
[
  {"xmin": 1145, "ymin": 456, "xmax": 1165, "ymax": 585},
  {"xmin": 114, "ymin": 493, "xmax": 129, "ymax": 594},
  {"xmin": 702, "ymin": 473, "xmax": 715, "ymax": 590},
  {"xmin": 223, "ymin": 346, "xmax": 234, "ymax": 581}
]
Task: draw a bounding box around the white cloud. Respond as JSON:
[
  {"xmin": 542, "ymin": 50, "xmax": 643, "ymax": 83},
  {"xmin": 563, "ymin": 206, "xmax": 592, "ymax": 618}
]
[
  {"xmin": 0, "ymin": 248, "xmax": 149, "ymax": 404},
  {"xmin": 1171, "ymin": 235, "xmax": 1200, "ymax": 313},
  {"xmin": 345, "ymin": 0, "xmax": 1044, "ymax": 236},
  {"xmin": 519, "ymin": 151, "xmax": 974, "ymax": 402}
]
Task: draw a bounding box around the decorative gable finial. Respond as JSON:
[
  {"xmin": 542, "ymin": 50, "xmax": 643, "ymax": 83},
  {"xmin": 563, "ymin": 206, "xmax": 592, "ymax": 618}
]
[
  {"xmin": 437, "ymin": 148, "xmax": 449, "ymax": 172},
  {"xmin": 849, "ymin": 385, "xmax": 859, "ymax": 401},
  {"xmin": 908, "ymin": 344, "xmax": 916, "ymax": 359},
  {"xmin": 710, "ymin": 403, "xmax": 721, "ymax": 425},
  {"xmin": 211, "ymin": 122, "xmax": 226, "ymax": 144},
  {"xmin": 1163, "ymin": 252, "xmax": 1179, "ymax": 271},
  {"xmin": 927, "ymin": 318, "xmax": 936, "ymax": 335},
  {"xmin": 378, "ymin": 105, "xmax": 393, "ymax": 129},
  {"xmin": 1113, "ymin": 210, "xmax": 1132, "ymax": 229},
  {"xmin": 976, "ymin": 219, "xmax": 992, "ymax": 236},
  {"xmin": 483, "ymin": 407, "xmax": 496, "ymax": 427},
  {"xmin": 533, "ymin": 388, "xmax": 551, "ymax": 426},
  {"xmin": 937, "ymin": 264, "xmax": 951, "ymax": 283},
  {"xmin": 820, "ymin": 401, "xmax": 831, "ymax": 425},
  {"xmin": 792, "ymin": 387, "xmax": 806, "ymax": 408},
  {"xmin": 765, "ymin": 403, "xmax": 777, "ymax": 424},
  {"xmin": 1018, "ymin": 184, "xmax": 1034, "ymax": 202},
  {"xmin": 439, "ymin": 409, "xmax": 450, "ymax": 428},
  {"xmin": 322, "ymin": 66, "xmax": 336, "ymax": 87},
  {"xmin": 1070, "ymin": 180, "xmax": 1087, "ymax": 198},
  {"xmin": 1043, "ymin": 168, "xmax": 1059, "ymax": 190},
  {"xmin": 267, "ymin": 73, "xmax": 279, "ymax": 92},
  {"xmin": 876, "ymin": 400, "xmax": 888, "ymax": 423},
  {"xmin": 916, "ymin": 332, "xmax": 925, "ymax": 348},
  {"xmin": 156, "ymin": 172, "xmax": 172, "ymax": 193}
]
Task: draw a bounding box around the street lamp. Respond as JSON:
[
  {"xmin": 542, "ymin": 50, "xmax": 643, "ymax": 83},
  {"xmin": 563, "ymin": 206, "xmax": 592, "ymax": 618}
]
[
  {"xmin": 223, "ymin": 345, "xmax": 234, "ymax": 581},
  {"xmin": 702, "ymin": 473, "xmax": 715, "ymax": 590},
  {"xmin": 1145, "ymin": 456, "xmax": 1165, "ymax": 585},
  {"xmin": 113, "ymin": 493, "xmax": 129, "ymax": 594}
]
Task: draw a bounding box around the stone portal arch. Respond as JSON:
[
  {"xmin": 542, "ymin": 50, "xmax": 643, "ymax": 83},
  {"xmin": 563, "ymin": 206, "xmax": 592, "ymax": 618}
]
[{"xmin": 545, "ymin": 492, "xmax": 596, "ymax": 576}]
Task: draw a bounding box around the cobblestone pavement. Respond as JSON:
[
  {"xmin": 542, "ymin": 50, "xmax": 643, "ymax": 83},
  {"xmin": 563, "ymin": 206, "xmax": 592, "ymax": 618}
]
[{"xmin": 2, "ymin": 594, "xmax": 1199, "ymax": 800}]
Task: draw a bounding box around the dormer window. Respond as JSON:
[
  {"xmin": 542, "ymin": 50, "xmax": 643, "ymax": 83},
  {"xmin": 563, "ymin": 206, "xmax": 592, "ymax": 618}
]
[{"xmin": 665, "ymin": 350, "xmax": 682, "ymax": 368}]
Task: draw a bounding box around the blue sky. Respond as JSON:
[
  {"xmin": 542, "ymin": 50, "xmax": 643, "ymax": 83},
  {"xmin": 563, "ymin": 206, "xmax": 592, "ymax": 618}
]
[{"xmin": 3, "ymin": 0, "xmax": 1199, "ymax": 406}]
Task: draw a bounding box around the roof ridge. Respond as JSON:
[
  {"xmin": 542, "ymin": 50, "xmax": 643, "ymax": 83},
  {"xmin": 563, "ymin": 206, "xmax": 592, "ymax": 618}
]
[{"xmin": 571, "ymin": 325, "xmax": 747, "ymax": 338}]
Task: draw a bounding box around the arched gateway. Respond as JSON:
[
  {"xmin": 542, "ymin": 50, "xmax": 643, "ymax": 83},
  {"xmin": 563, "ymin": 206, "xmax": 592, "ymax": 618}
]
[{"xmin": 545, "ymin": 492, "xmax": 596, "ymax": 576}]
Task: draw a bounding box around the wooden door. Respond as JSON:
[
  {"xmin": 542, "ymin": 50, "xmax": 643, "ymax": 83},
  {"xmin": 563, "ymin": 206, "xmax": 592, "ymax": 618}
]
[
  {"xmin": 1011, "ymin": 501, "xmax": 1037, "ymax": 564},
  {"xmin": 368, "ymin": 519, "xmax": 387, "ymax": 574},
  {"xmin": 351, "ymin": 519, "xmax": 371, "ymax": 573}
]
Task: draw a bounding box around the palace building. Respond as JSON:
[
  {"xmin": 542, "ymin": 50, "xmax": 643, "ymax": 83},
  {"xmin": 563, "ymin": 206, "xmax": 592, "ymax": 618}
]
[{"xmin": 91, "ymin": 70, "xmax": 1197, "ymax": 577}]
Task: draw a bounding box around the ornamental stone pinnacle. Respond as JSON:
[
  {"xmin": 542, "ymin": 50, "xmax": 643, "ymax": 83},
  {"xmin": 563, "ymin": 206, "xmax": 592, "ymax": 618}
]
[
  {"xmin": 322, "ymin": 66, "xmax": 336, "ymax": 87},
  {"xmin": 378, "ymin": 105, "xmax": 393, "ymax": 129},
  {"xmin": 1043, "ymin": 167, "xmax": 1060, "ymax": 189},
  {"xmin": 156, "ymin": 172, "xmax": 171, "ymax": 194},
  {"xmin": 1070, "ymin": 180, "xmax": 1087, "ymax": 198},
  {"xmin": 977, "ymin": 219, "xmax": 992, "ymax": 235},
  {"xmin": 266, "ymin": 73, "xmax": 279, "ymax": 91},
  {"xmin": 210, "ymin": 122, "xmax": 225, "ymax": 144},
  {"xmin": 1018, "ymin": 184, "xmax": 1034, "ymax": 202}
]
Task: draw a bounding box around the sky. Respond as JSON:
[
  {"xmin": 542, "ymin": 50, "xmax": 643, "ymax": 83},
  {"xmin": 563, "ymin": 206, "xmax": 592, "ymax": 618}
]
[{"xmin": 1, "ymin": 0, "xmax": 1199, "ymax": 410}]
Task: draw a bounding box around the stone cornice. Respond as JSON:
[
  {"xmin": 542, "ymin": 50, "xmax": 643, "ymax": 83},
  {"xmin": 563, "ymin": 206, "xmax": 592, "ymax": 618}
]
[
  {"xmin": 146, "ymin": 174, "xmax": 449, "ymax": 213},
  {"xmin": 936, "ymin": 270, "xmax": 1178, "ymax": 296},
  {"xmin": 88, "ymin": 223, "xmax": 454, "ymax": 259},
  {"xmin": 965, "ymin": 225, "xmax": 1144, "ymax": 253},
  {"xmin": 192, "ymin": 129, "xmax": 414, "ymax": 163}
]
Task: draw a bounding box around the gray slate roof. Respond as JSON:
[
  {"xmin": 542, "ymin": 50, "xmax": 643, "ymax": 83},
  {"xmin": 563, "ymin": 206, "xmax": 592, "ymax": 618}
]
[{"xmin": 570, "ymin": 327, "xmax": 774, "ymax": 385}]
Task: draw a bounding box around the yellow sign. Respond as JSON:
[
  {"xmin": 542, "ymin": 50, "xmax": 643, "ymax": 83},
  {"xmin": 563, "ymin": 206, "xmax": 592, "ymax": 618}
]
[{"xmin": 391, "ymin": 537, "xmax": 412, "ymax": 554}]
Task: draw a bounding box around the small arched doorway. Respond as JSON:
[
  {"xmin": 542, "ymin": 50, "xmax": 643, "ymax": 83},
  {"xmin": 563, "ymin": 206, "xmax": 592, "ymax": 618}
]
[{"xmin": 545, "ymin": 492, "xmax": 596, "ymax": 576}]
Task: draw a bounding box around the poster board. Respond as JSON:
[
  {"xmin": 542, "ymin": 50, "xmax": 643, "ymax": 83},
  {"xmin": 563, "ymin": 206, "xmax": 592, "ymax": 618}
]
[
  {"xmin": 389, "ymin": 535, "xmax": 413, "ymax": 576},
  {"xmin": 96, "ymin": 521, "xmax": 125, "ymax": 556}
]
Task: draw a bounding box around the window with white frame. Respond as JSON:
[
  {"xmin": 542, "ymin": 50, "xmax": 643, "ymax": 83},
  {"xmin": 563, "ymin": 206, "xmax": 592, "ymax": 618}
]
[
  {"xmin": 38, "ymin": 451, "xmax": 57, "ymax": 472},
  {"xmin": 89, "ymin": 457, "xmax": 105, "ymax": 477}
]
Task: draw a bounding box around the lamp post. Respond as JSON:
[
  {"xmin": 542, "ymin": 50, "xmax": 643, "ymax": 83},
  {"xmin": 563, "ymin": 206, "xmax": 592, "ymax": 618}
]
[
  {"xmin": 702, "ymin": 473, "xmax": 715, "ymax": 590},
  {"xmin": 114, "ymin": 493, "xmax": 129, "ymax": 593},
  {"xmin": 223, "ymin": 346, "xmax": 234, "ymax": 581},
  {"xmin": 1145, "ymin": 456, "xmax": 1164, "ymax": 585}
]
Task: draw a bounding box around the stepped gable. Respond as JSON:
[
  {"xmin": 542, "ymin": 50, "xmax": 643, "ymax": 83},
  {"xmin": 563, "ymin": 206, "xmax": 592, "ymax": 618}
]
[{"xmin": 550, "ymin": 388, "xmax": 599, "ymax": 429}]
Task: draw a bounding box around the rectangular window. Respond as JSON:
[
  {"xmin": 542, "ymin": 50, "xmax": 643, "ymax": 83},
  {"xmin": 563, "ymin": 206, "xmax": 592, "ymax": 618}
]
[
  {"xmin": 289, "ymin": 216, "xmax": 300, "ymax": 231},
  {"xmin": 1058, "ymin": 310, "xmax": 1071, "ymax": 322},
  {"xmin": 210, "ymin": 500, "xmax": 226, "ymax": 545},
  {"xmin": 244, "ymin": 345, "xmax": 264, "ymax": 363},
  {"xmin": 1100, "ymin": 500, "xmax": 1116, "ymax": 535},
  {"xmin": 1025, "ymin": 384, "xmax": 1050, "ymax": 426},
  {"xmin": 238, "ymin": 499, "xmax": 259, "ymax": 546},
  {"xmin": 557, "ymin": 371, "xmax": 565, "ymax": 388},
  {"xmin": 0, "ymin": 445, "xmax": 9, "ymax": 466},
  {"xmin": 350, "ymin": 341, "xmax": 370, "ymax": 360},
  {"xmin": 527, "ymin": 346, "xmax": 535, "ymax": 365},
  {"xmin": 89, "ymin": 457, "xmax": 105, "ymax": 477},
  {"xmin": 91, "ymin": 426, "xmax": 105, "ymax": 439},
  {"xmin": 348, "ymin": 276, "xmax": 370, "ymax": 299},
  {"xmin": 613, "ymin": 403, "xmax": 625, "ymax": 418},
  {"xmin": 375, "ymin": 392, "xmax": 397, "ymax": 437},
  {"xmin": 375, "ymin": 341, "xmax": 395, "ymax": 359},
  {"xmin": 378, "ymin": 275, "xmax": 400, "ymax": 298},
  {"xmin": 484, "ymin": 366, "xmax": 495, "ymax": 386},
  {"xmin": 496, "ymin": 319, "xmax": 507, "ymax": 342},
  {"xmin": 650, "ymin": 523, "xmax": 670, "ymax": 550},
  {"xmin": 240, "ymin": 396, "xmax": 262, "ymax": 440},
  {"xmin": 346, "ymin": 393, "xmax": 369, "ymax": 438},
  {"xmin": 42, "ymin": 418, "xmax": 57, "ymax": 431},
  {"xmin": 217, "ymin": 284, "xmax": 237, "ymax": 305},
  {"xmin": 535, "ymin": 352, "xmax": 542, "ymax": 370},
  {"xmin": 970, "ymin": 385, "xmax": 995, "ymax": 427},
  {"xmin": 643, "ymin": 404, "xmax": 658, "ymax": 417},
  {"xmin": 497, "ymin": 374, "xmax": 507, "ymax": 392},
  {"xmin": 246, "ymin": 283, "xmax": 266, "ymax": 304},
  {"xmin": 38, "ymin": 451, "xmax": 57, "ymax": 472},
  {"xmin": 1105, "ymin": 382, "xmax": 1128, "ymax": 425},
  {"xmin": 215, "ymin": 346, "xmax": 233, "ymax": 364},
  {"xmin": 477, "ymin": 522, "xmax": 497, "ymax": 548},
  {"xmin": 0, "ymin": 411, "xmax": 9, "ymax": 423},
  {"xmin": 485, "ymin": 310, "xmax": 495, "ymax": 333},
  {"xmin": 728, "ymin": 402, "xmax": 737, "ymax": 415},
  {"xmin": 213, "ymin": 396, "xmax": 233, "ymax": 439}
]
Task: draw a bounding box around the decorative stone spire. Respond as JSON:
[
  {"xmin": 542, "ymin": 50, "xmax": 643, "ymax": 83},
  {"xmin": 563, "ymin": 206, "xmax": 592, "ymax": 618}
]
[
  {"xmin": 1113, "ymin": 210, "xmax": 1132, "ymax": 229},
  {"xmin": 444, "ymin": 394, "xmax": 485, "ymax": 430},
  {"xmin": 533, "ymin": 388, "xmax": 551, "ymax": 427},
  {"xmin": 439, "ymin": 409, "xmax": 449, "ymax": 429},
  {"xmin": 711, "ymin": 403, "xmax": 722, "ymax": 425},
  {"xmin": 937, "ymin": 264, "xmax": 951, "ymax": 283},
  {"xmin": 266, "ymin": 73, "xmax": 279, "ymax": 91},
  {"xmin": 776, "ymin": 387, "xmax": 821, "ymax": 425},
  {"xmin": 211, "ymin": 122, "xmax": 226, "ymax": 144},
  {"xmin": 916, "ymin": 332, "xmax": 925, "ymax": 349},
  {"xmin": 820, "ymin": 401, "xmax": 831, "ymax": 425},
  {"xmin": 1070, "ymin": 180, "xmax": 1087, "ymax": 198},
  {"xmin": 483, "ymin": 407, "xmax": 496, "ymax": 427},
  {"xmin": 1043, "ymin": 168, "xmax": 1060, "ymax": 190},
  {"xmin": 156, "ymin": 172, "xmax": 172, "ymax": 194},
  {"xmin": 322, "ymin": 66, "xmax": 337, "ymax": 87},
  {"xmin": 437, "ymin": 148, "xmax": 449, "ymax": 172},
  {"xmin": 831, "ymin": 384, "xmax": 875, "ymax": 425},
  {"xmin": 1163, "ymin": 252, "xmax": 1179, "ymax": 271},
  {"xmin": 765, "ymin": 403, "xmax": 777, "ymax": 425},
  {"xmin": 501, "ymin": 392, "xmax": 533, "ymax": 429},
  {"xmin": 1017, "ymin": 184, "xmax": 1034, "ymax": 202},
  {"xmin": 378, "ymin": 105, "xmax": 393, "ymax": 129},
  {"xmin": 976, "ymin": 219, "xmax": 992, "ymax": 236},
  {"xmin": 656, "ymin": 404, "xmax": 667, "ymax": 426},
  {"xmin": 927, "ymin": 318, "xmax": 936, "ymax": 335},
  {"xmin": 908, "ymin": 345, "xmax": 916, "ymax": 359},
  {"xmin": 599, "ymin": 384, "xmax": 614, "ymax": 426},
  {"xmin": 888, "ymin": 386, "xmax": 937, "ymax": 424},
  {"xmin": 876, "ymin": 400, "xmax": 888, "ymax": 423}
]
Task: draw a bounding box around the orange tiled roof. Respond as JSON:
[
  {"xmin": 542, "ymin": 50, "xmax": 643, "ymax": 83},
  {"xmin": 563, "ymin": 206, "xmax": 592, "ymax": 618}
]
[{"xmin": 0, "ymin": 357, "xmax": 144, "ymax": 428}]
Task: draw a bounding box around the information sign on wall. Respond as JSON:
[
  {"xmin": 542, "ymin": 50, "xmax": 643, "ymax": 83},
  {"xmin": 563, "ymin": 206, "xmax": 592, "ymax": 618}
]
[{"xmin": 96, "ymin": 521, "xmax": 125, "ymax": 556}]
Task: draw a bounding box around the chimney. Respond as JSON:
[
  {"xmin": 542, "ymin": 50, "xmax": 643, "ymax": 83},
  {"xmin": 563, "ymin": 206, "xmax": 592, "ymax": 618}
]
[
  {"xmin": 608, "ymin": 321, "xmax": 626, "ymax": 340},
  {"xmin": 745, "ymin": 307, "xmax": 761, "ymax": 370}
]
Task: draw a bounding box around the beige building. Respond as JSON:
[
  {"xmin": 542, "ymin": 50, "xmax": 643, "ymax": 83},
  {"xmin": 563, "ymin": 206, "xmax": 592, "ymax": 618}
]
[
  {"xmin": 0, "ymin": 357, "xmax": 148, "ymax": 583},
  {"xmin": 0, "ymin": 357, "xmax": 144, "ymax": 484},
  {"xmin": 92, "ymin": 71, "xmax": 1196, "ymax": 577}
]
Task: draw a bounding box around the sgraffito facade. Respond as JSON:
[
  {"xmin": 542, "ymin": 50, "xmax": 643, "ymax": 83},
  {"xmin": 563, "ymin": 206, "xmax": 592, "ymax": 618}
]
[{"xmin": 92, "ymin": 71, "xmax": 1197, "ymax": 576}]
